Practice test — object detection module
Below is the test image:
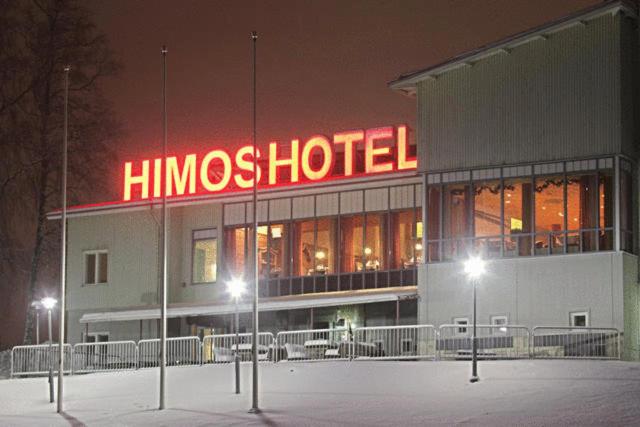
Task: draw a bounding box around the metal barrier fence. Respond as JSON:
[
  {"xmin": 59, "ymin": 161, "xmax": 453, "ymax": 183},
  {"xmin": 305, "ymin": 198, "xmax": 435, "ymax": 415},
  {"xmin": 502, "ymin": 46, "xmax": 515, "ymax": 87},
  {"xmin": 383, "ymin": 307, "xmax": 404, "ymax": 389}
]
[
  {"xmin": 353, "ymin": 325, "xmax": 437, "ymax": 360},
  {"xmin": 72, "ymin": 341, "xmax": 138, "ymax": 373},
  {"xmin": 11, "ymin": 344, "xmax": 73, "ymax": 377},
  {"xmin": 10, "ymin": 325, "xmax": 623, "ymax": 377},
  {"xmin": 438, "ymin": 325, "xmax": 530, "ymax": 360},
  {"xmin": 275, "ymin": 328, "xmax": 351, "ymax": 361},
  {"xmin": 138, "ymin": 336, "xmax": 202, "ymax": 368},
  {"xmin": 202, "ymin": 332, "xmax": 275, "ymax": 363},
  {"xmin": 532, "ymin": 327, "xmax": 620, "ymax": 359}
]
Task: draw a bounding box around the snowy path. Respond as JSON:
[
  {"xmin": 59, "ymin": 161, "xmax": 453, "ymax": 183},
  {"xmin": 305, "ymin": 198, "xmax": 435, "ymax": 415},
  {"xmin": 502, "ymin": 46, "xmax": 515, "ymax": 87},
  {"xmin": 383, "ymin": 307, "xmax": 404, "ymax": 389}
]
[{"xmin": 0, "ymin": 360, "xmax": 639, "ymax": 426}]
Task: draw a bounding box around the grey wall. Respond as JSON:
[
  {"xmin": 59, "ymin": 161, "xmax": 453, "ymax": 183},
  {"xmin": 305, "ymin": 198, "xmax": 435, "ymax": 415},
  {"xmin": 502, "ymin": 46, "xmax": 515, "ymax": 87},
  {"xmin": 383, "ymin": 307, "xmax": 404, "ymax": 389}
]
[
  {"xmin": 417, "ymin": 13, "xmax": 637, "ymax": 172},
  {"xmin": 418, "ymin": 252, "xmax": 629, "ymax": 330}
]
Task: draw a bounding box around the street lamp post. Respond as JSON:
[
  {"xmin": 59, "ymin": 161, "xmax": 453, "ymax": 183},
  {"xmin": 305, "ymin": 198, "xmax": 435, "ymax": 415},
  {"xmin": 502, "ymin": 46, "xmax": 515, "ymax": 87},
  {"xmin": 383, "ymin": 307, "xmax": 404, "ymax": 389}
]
[
  {"xmin": 41, "ymin": 297, "xmax": 57, "ymax": 403},
  {"xmin": 463, "ymin": 256, "xmax": 485, "ymax": 383},
  {"xmin": 227, "ymin": 279, "xmax": 246, "ymax": 394},
  {"xmin": 31, "ymin": 301, "xmax": 41, "ymax": 345}
]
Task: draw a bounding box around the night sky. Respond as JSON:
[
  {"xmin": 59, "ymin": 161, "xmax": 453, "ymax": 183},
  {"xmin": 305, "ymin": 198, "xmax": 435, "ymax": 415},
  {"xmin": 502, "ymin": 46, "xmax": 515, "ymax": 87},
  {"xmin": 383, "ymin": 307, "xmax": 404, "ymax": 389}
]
[{"xmin": 87, "ymin": 0, "xmax": 598, "ymax": 203}]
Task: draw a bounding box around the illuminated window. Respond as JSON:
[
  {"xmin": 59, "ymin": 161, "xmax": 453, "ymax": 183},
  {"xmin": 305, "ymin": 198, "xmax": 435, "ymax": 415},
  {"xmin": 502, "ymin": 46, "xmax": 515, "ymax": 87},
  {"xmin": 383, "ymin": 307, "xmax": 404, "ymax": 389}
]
[
  {"xmin": 474, "ymin": 181, "xmax": 501, "ymax": 237},
  {"xmin": 224, "ymin": 227, "xmax": 246, "ymax": 278},
  {"xmin": 256, "ymin": 225, "xmax": 269, "ymax": 277},
  {"xmin": 427, "ymin": 186, "xmax": 441, "ymax": 262},
  {"xmin": 534, "ymin": 176, "xmax": 564, "ymax": 253},
  {"xmin": 192, "ymin": 229, "xmax": 217, "ymax": 283},
  {"xmin": 567, "ymin": 174, "xmax": 597, "ymax": 251},
  {"xmin": 391, "ymin": 210, "xmax": 415, "ymax": 269},
  {"xmin": 364, "ymin": 214, "xmax": 386, "ymax": 271},
  {"xmin": 316, "ymin": 218, "xmax": 337, "ymax": 275},
  {"xmin": 293, "ymin": 220, "xmax": 315, "ymax": 276},
  {"xmin": 268, "ymin": 224, "xmax": 288, "ymax": 278},
  {"xmin": 84, "ymin": 250, "xmax": 108, "ymax": 285},
  {"xmin": 502, "ymin": 178, "xmax": 533, "ymax": 256},
  {"xmin": 340, "ymin": 215, "xmax": 364, "ymax": 272},
  {"xmin": 620, "ymin": 165, "xmax": 633, "ymax": 252},
  {"xmin": 443, "ymin": 184, "xmax": 470, "ymax": 259}
]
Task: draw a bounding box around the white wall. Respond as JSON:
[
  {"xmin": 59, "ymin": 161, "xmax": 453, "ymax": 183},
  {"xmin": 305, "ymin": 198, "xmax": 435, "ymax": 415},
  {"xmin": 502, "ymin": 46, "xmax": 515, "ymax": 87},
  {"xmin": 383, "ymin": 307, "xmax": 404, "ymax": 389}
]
[{"xmin": 418, "ymin": 252, "xmax": 628, "ymax": 329}]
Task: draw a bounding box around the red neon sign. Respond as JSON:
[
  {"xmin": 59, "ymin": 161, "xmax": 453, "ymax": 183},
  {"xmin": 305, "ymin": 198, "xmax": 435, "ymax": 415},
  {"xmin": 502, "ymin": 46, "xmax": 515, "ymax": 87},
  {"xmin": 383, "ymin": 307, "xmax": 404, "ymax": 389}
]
[{"xmin": 123, "ymin": 125, "xmax": 416, "ymax": 201}]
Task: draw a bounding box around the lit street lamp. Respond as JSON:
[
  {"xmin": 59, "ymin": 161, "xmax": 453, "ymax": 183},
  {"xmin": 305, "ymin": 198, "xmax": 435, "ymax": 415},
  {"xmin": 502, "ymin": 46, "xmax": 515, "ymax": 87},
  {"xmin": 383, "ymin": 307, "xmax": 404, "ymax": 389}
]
[
  {"xmin": 41, "ymin": 297, "xmax": 57, "ymax": 402},
  {"xmin": 227, "ymin": 278, "xmax": 246, "ymax": 394},
  {"xmin": 464, "ymin": 256, "xmax": 485, "ymax": 383}
]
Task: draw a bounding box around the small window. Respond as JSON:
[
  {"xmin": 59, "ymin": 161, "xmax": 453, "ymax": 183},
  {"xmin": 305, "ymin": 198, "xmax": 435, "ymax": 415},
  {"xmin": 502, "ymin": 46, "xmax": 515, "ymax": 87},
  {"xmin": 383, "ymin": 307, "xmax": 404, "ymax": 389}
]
[
  {"xmin": 491, "ymin": 315, "xmax": 508, "ymax": 334},
  {"xmin": 192, "ymin": 228, "xmax": 217, "ymax": 283},
  {"xmin": 84, "ymin": 250, "xmax": 108, "ymax": 285},
  {"xmin": 570, "ymin": 311, "xmax": 588, "ymax": 327},
  {"xmin": 453, "ymin": 317, "xmax": 469, "ymax": 335}
]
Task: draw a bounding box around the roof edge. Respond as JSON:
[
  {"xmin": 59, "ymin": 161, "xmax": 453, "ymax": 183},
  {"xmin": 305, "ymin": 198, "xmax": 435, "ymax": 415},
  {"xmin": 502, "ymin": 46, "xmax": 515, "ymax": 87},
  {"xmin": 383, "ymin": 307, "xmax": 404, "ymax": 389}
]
[{"xmin": 389, "ymin": 0, "xmax": 637, "ymax": 94}]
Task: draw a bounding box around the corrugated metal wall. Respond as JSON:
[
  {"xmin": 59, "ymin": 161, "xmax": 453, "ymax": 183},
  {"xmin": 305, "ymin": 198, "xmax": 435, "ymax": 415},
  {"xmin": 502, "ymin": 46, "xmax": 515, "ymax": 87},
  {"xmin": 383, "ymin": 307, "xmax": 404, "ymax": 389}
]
[{"xmin": 418, "ymin": 13, "xmax": 632, "ymax": 172}]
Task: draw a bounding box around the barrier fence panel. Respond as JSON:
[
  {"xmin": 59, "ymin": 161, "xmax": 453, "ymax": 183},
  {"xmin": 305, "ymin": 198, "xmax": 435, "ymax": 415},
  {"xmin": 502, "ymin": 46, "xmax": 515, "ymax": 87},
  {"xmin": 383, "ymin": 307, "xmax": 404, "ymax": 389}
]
[
  {"xmin": 438, "ymin": 325, "xmax": 530, "ymax": 360},
  {"xmin": 532, "ymin": 327, "xmax": 620, "ymax": 359},
  {"xmin": 353, "ymin": 325, "xmax": 437, "ymax": 360},
  {"xmin": 138, "ymin": 336, "xmax": 202, "ymax": 368},
  {"xmin": 275, "ymin": 328, "xmax": 350, "ymax": 362},
  {"xmin": 202, "ymin": 332, "xmax": 275, "ymax": 363},
  {"xmin": 11, "ymin": 344, "xmax": 73, "ymax": 377},
  {"xmin": 72, "ymin": 341, "xmax": 138, "ymax": 373}
]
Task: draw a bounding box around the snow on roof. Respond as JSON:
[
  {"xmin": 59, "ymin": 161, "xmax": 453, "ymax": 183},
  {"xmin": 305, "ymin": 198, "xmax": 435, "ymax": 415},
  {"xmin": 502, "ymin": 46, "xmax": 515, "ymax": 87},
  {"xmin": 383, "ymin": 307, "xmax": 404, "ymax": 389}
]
[{"xmin": 78, "ymin": 286, "xmax": 418, "ymax": 323}]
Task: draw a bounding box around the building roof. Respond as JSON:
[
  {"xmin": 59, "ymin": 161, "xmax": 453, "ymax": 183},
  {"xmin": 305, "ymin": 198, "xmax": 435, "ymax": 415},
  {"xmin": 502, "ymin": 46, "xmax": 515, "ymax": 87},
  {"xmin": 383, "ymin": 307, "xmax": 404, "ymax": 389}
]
[{"xmin": 389, "ymin": 0, "xmax": 637, "ymax": 96}]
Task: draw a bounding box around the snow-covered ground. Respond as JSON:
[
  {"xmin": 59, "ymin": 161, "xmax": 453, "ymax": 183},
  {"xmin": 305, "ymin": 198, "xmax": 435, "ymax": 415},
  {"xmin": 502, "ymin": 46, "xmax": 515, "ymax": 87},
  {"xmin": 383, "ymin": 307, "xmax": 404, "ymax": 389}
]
[{"xmin": 0, "ymin": 360, "xmax": 639, "ymax": 426}]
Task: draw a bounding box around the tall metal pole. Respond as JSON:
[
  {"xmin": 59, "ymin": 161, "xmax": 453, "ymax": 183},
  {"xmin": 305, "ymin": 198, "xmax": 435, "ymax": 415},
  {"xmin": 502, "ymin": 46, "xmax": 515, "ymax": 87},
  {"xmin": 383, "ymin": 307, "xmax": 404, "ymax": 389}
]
[
  {"xmin": 159, "ymin": 45, "xmax": 168, "ymax": 410},
  {"xmin": 249, "ymin": 31, "xmax": 260, "ymax": 414},
  {"xmin": 470, "ymin": 280, "xmax": 479, "ymax": 383},
  {"xmin": 235, "ymin": 296, "xmax": 240, "ymax": 394},
  {"xmin": 48, "ymin": 309, "xmax": 54, "ymax": 403},
  {"xmin": 36, "ymin": 310, "xmax": 40, "ymax": 345},
  {"xmin": 57, "ymin": 65, "xmax": 70, "ymax": 413}
]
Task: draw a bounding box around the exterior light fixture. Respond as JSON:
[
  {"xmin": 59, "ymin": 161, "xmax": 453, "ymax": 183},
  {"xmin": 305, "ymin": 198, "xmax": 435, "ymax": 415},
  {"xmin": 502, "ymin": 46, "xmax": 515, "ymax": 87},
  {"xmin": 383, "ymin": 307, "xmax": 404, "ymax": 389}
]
[
  {"xmin": 41, "ymin": 297, "xmax": 57, "ymax": 310},
  {"xmin": 226, "ymin": 278, "xmax": 245, "ymax": 394},
  {"xmin": 463, "ymin": 256, "xmax": 486, "ymax": 383}
]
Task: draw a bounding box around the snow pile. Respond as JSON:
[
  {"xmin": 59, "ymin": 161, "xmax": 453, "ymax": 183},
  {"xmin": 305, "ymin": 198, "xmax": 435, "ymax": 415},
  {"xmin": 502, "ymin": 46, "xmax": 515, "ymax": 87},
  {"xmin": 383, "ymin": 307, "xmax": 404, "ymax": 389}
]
[
  {"xmin": 0, "ymin": 360, "xmax": 639, "ymax": 426},
  {"xmin": 0, "ymin": 350, "xmax": 10, "ymax": 380}
]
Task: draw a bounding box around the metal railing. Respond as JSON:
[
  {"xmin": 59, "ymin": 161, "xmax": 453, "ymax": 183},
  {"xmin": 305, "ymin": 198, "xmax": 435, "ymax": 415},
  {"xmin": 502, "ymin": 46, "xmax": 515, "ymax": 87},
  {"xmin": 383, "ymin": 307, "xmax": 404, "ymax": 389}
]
[
  {"xmin": 353, "ymin": 325, "xmax": 437, "ymax": 360},
  {"xmin": 275, "ymin": 328, "xmax": 351, "ymax": 362},
  {"xmin": 202, "ymin": 332, "xmax": 275, "ymax": 363},
  {"xmin": 438, "ymin": 325, "xmax": 530, "ymax": 360},
  {"xmin": 72, "ymin": 341, "xmax": 137, "ymax": 373},
  {"xmin": 11, "ymin": 344, "xmax": 73, "ymax": 377},
  {"xmin": 10, "ymin": 324, "xmax": 623, "ymax": 377},
  {"xmin": 138, "ymin": 336, "xmax": 202, "ymax": 368},
  {"xmin": 531, "ymin": 327, "xmax": 620, "ymax": 359}
]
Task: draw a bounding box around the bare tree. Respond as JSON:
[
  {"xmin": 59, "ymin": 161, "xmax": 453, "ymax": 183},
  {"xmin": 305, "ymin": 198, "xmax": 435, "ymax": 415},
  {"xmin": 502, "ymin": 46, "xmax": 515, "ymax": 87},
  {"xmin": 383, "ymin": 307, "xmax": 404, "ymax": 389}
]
[{"xmin": 0, "ymin": 0, "xmax": 122, "ymax": 346}]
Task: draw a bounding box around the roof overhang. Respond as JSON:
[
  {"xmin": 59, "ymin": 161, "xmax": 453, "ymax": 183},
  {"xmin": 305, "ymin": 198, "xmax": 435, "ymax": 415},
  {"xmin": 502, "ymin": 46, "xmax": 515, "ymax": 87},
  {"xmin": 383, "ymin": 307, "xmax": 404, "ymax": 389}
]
[
  {"xmin": 78, "ymin": 286, "xmax": 419, "ymax": 324},
  {"xmin": 389, "ymin": 0, "xmax": 637, "ymax": 96}
]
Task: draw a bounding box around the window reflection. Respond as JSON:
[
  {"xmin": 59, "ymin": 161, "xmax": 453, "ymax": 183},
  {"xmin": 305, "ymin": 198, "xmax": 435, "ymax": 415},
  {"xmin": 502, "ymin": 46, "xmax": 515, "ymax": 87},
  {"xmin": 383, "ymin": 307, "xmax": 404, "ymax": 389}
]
[
  {"xmin": 224, "ymin": 227, "xmax": 246, "ymax": 277},
  {"xmin": 316, "ymin": 218, "xmax": 337, "ymax": 274},
  {"xmin": 535, "ymin": 176, "xmax": 564, "ymax": 254},
  {"xmin": 567, "ymin": 174, "xmax": 597, "ymax": 251},
  {"xmin": 364, "ymin": 214, "xmax": 386, "ymax": 271},
  {"xmin": 444, "ymin": 184, "xmax": 470, "ymax": 258},
  {"xmin": 293, "ymin": 220, "xmax": 315, "ymax": 276},
  {"xmin": 340, "ymin": 215, "xmax": 364, "ymax": 272},
  {"xmin": 503, "ymin": 178, "xmax": 532, "ymax": 256}
]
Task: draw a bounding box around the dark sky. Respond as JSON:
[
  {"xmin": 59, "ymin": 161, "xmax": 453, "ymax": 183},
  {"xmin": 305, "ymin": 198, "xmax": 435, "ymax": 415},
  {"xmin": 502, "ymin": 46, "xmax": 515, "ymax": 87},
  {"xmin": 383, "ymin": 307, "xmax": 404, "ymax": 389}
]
[{"xmin": 88, "ymin": 0, "xmax": 598, "ymax": 198}]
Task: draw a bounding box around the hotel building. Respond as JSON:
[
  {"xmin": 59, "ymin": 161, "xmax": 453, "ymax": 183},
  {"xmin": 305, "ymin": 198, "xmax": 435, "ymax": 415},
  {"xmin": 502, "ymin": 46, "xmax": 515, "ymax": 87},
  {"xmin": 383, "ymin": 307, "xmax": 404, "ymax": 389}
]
[{"xmin": 52, "ymin": 0, "xmax": 640, "ymax": 360}]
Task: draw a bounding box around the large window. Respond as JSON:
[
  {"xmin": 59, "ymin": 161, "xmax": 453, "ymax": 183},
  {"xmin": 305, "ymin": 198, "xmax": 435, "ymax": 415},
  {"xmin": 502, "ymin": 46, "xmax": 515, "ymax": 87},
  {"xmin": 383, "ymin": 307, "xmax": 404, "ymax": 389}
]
[
  {"xmin": 268, "ymin": 224, "xmax": 289, "ymax": 278},
  {"xmin": 364, "ymin": 214, "xmax": 387, "ymax": 271},
  {"xmin": 192, "ymin": 229, "xmax": 217, "ymax": 283},
  {"xmin": 391, "ymin": 210, "xmax": 415, "ymax": 269},
  {"xmin": 293, "ymin": 220, "xmax": 315, "ymax": 276},
  {"xmin": 424, "ymin": 158, "xmax": 623, "ymax": 261},
  {"xmin": 340, "ymin": 215, "xmax": 364, "ymax": 272},
  {"xmin": 224, "ymin": 227, "xmax": 246, "ymax": 278},
  {"xmin": 316, "ymin": 218, "xmax": 337, "ymax": 275}
]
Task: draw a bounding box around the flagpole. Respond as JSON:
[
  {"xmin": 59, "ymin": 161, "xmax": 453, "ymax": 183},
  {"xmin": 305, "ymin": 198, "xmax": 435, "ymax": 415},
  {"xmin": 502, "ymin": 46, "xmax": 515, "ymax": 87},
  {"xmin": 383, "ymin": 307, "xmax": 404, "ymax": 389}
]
[
  {"xmin": 159, "ymin": 45, "xmax": 168, "ymax": 411},
  {"xmin": 57, "ymin": 65, "xmax": 70, "ymax": 414},
  {"xmin": 249, "ymin": 30, "xmax": 260, "ymax": 414}
]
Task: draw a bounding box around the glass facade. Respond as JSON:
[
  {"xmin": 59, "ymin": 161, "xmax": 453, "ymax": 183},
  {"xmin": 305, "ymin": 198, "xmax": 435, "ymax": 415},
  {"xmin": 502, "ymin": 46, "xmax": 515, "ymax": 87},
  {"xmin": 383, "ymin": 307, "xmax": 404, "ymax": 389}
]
[{"xmin": 426, "ymin": 159, "xmax": 625, "ymax": 261}]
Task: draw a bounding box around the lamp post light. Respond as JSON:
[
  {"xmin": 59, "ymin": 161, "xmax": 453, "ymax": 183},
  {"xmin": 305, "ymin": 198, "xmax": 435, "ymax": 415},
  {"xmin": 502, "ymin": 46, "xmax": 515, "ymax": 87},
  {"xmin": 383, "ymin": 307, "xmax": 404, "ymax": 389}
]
[
  {"xmin": 463, "ymin": 256, "xmax": 485, "ymax": 383},
  {"xmin": 41, "ymin": 297, "xmax": 57, "ymax": 402},
  {"xmin": 31, "ymin": 301, "xmax": 42, "ymax": 345},
  {"xmin": 227, "ymin": 278, "xmax": 246, "ymax": 394}
]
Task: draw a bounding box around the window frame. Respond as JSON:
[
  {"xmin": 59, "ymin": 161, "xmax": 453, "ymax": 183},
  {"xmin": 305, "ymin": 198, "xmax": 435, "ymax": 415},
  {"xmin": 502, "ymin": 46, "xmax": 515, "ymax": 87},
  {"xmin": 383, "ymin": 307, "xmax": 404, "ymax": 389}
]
[
  {"xmin": 490, "ymin": 314, "xmax": 508, "ymax": 334},
  {"xmin": 570, "ymin": 311, "xmax": 589, "ymax": 328},
  {"xmin": 191, "ymin": 228, "xmax": 218, "ymax": 285},
  {"xmin": 453, "ymin": 317, "xmax": 469, "ymax": 335},
  {"xmin": 83, "ymin": 249, "xmax": 108, "ymax": 286}
]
